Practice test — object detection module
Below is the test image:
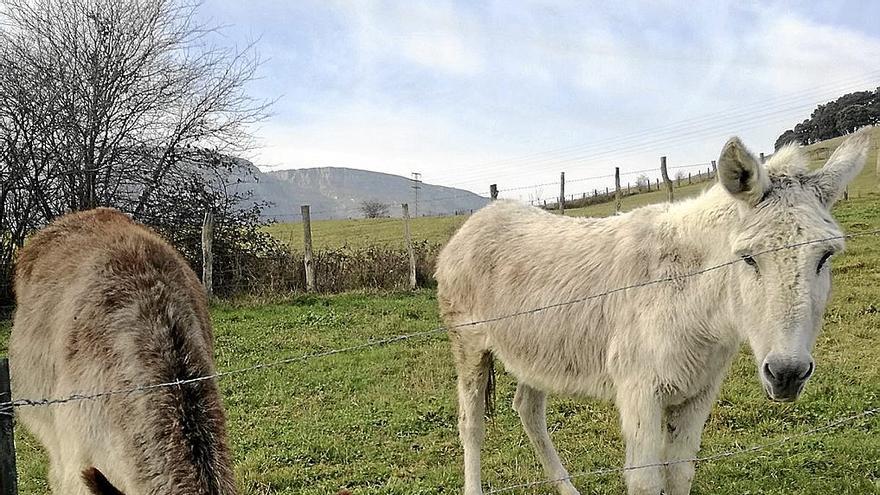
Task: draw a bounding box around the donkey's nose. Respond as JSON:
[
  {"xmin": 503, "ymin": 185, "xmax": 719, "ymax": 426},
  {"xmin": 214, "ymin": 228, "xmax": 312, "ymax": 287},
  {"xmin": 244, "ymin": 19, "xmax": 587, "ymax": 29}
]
[{"xmin": 762, "ymin": 358, "xmax": 814, "ymax": 401}]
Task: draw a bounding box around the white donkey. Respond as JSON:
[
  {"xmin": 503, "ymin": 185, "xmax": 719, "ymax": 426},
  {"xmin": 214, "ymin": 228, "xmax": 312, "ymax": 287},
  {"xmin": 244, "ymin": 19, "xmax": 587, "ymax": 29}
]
[
  {"xmin": 435, "ymin": 128, "xmax": 871, "ymax": 495},
  {"xmin": 10, "ymin": 208, "xmax": 237, "ymax": 494}
]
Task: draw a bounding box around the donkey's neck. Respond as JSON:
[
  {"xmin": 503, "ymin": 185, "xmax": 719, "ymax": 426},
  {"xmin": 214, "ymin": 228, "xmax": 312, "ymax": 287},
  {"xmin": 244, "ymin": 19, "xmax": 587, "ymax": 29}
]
[
  {"xmin": 654, "ymin": 185, "xmax": 745, "ymax": 341},
  {"xmin": 660, "ymin": 185, "xmax": 742, "ymax": 263}
]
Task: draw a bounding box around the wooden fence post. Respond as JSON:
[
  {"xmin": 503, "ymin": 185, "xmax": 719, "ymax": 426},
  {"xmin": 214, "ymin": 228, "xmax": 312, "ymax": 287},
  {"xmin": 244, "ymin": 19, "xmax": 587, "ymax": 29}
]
[
  {"xmin": 0, "ymin": 358, "xmax": 17, "ymax": 495},
  {"xmin": 759, "ymin": 152, "xmax": 765, "ymax": 163},
  {"xmin": 301, "ymin": 205, "xmax": 316, "ymax": 292},
  {"xmin": 489, "ymin": 184, "xmax": 498, "ymax": 200},
  {"xmin": 688, "ymin": 172, "xmax": 692, "ymax": 184},
  {"xmin": 660, "ymin": 156, "xmax": 673, "ymax": 202},
  {"xmin": 559, "ymin": 172, "xmax": 565, "ymax": 215},
  {"xmin": 711, "ymin": 160, "xmax": 717, "ymax": 175},
  {"xmin": 201, "ymin": 211, "xmax": 213, "ymax": 300},
  {"xmin": 614, "ymin": 167, "xmax": 622, "ymax": 213},
  {"xmin": 402, "ymin": 204, "xmax": 417, "ymax": 291}
]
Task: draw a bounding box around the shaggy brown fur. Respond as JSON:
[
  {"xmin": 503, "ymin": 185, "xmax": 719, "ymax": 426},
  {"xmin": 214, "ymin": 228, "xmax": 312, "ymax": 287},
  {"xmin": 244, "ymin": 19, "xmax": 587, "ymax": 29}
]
[
  {"xmin": 10, "ymin": 208, "xmax": 237, "ymax": 495},
  {"xmin": 82, "ymin": 468, "xmax": 125, "ymax": 495}
]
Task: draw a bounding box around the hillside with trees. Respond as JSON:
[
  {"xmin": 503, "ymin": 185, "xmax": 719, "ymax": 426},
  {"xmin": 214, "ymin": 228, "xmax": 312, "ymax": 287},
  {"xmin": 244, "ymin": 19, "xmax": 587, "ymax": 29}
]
[{"xmin": 775, "ymin": 87, "xmax": 880, "ymax": 149}]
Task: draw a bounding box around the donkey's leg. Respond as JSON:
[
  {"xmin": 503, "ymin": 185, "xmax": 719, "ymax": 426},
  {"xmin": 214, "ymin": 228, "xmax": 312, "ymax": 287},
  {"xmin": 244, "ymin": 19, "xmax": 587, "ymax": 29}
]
[
  {"xmin": 513, "ymin": 383, "xmax": 580, "ymax": 495},
  {"xmin": 454, "ymin": 345, "xmax": 493, "ymax": 495},
  {"xmin": 663, "ymin": 387, "xmax": 717, "ymax": 495},
  {"xmin": 616, "ymin": 385, "xmax": 665, "ymax": 495}
]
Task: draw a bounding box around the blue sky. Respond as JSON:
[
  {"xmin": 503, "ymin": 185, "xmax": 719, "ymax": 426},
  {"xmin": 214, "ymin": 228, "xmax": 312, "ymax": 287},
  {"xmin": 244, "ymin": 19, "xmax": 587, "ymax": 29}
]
[{"xmin": 199, "ymin": 1, "xmax": 880, "ymax": 198}]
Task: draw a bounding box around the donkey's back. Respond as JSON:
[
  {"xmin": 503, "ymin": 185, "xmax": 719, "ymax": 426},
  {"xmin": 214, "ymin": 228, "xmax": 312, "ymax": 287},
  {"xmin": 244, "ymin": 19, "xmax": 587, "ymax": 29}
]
[{"xmin": 10, "ymin": 208, "xmax": 236, "ymax": 495}]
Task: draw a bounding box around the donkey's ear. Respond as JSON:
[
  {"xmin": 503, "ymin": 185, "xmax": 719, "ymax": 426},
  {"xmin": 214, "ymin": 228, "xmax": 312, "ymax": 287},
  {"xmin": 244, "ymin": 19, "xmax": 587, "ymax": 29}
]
[
  {"xmin": 807, "ymin": 127, "xmax": 872, "ymax": 207},
  {"xmin": 717, "ymin": 136, "xmax": 768, "ymax": 206}
]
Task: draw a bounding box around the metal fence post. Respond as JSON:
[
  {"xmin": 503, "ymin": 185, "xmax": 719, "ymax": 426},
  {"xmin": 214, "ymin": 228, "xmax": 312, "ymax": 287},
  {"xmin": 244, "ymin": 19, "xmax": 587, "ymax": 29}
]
[
  {"xmin": 402, "ymin": 204, "xmax": 417, "ymax": 291},
  {"xmin": 301, "ymin": 205, "xmax": 316, "ymax": 292},
  {"xmin": 0, "ymin": 358, "xmax": 18, "ymax": 495},
  {"xmin": 201, "ymin": 211, "xmax": 214, "ymax": 300},
  {"xmin": 660, "ymin": 156, "xmax": 673, "ymax": 202},
  {"xmin": 559, "ymin": 172, "xmax": 565, "ymax": 215},
  {"xmin": 614, "ymin": 167, "xmax": 622, "ymax": 213}
]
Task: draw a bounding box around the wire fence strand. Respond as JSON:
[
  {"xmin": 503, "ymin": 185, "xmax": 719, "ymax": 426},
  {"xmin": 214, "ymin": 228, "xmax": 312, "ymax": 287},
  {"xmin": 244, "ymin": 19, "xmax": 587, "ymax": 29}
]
[
  {"xmin": 0, "ymin": 326, "xmax": 448, "ymax": 415},
  {"xmin": 2, "ymin": 228, "xmax": 878, "ymax": 415}
]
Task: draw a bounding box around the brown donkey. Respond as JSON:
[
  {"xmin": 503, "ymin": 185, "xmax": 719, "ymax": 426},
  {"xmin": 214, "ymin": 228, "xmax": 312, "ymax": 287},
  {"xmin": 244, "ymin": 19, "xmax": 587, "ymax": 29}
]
[{"xmin": 9, "ymin": 208, "xmax": 237, "ymax": 495}]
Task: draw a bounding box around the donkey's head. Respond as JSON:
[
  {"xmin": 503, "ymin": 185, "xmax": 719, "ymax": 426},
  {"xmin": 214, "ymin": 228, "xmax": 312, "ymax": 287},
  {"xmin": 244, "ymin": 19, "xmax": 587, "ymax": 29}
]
[{"xmin": 716, "ymin": 128, "xmax": 871, "ymax": 402}]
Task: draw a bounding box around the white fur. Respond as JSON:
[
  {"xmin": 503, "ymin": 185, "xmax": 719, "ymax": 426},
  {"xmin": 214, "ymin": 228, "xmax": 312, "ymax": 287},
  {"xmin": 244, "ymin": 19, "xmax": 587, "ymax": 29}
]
[{"xmin": 435, "ymin": 128, "xmax": 872, "ymax": 495}]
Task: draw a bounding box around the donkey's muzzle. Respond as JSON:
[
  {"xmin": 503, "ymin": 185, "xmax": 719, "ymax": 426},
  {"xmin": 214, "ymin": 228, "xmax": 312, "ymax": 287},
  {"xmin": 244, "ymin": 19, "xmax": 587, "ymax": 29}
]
[{"xmin": 761, "ymin": 358, "xmax": 814, "ymax": 402}]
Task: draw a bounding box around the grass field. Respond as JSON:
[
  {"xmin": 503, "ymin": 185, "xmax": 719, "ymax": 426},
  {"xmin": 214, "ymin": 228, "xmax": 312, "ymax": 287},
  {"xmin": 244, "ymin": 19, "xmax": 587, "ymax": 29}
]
[
  {"xmin": 262, "ymin": 181, "xmax": 721, "ymax": 252},
  {"xmin": 2, "ymin": 131, "xmax": 880, "ymax": 494},
  {"xmin": 267, "ymin": 130, "xmax": 880, "ymax": 251},
  {"xmin": 263, "ymin": 214, "xmax": 468, "ymax": 251}
]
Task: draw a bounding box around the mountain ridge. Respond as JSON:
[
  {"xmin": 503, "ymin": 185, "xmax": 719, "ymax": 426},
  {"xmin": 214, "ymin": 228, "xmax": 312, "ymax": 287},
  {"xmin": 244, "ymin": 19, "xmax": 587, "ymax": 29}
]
[{"xmin": 230, "ymin": 161, "xmax": 489, "ymax": 220}]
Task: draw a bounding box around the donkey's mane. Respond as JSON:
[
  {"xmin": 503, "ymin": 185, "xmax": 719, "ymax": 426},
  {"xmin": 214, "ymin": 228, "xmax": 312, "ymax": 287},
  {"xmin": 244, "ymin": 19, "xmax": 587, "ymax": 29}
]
[
  {"xmin": 764, "ymin": 143, "xmax": 809, "ymax": 177},
  {"xmin": 754, "ymin": 144, "xmax": 819, "ymax": 207}
]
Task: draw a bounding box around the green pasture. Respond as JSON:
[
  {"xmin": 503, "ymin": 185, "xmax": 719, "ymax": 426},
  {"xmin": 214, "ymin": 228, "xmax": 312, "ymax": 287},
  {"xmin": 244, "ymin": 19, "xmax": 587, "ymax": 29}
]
[{"xmin": 2, "ymin": 129, "xmax": 880, "ymax": 493}]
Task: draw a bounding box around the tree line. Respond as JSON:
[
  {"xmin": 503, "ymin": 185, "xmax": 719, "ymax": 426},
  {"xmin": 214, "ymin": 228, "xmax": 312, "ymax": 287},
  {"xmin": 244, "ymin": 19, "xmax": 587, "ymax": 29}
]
[{"xmin": 775, "ymin": 87, "xmax": 880, "ymax": 149}]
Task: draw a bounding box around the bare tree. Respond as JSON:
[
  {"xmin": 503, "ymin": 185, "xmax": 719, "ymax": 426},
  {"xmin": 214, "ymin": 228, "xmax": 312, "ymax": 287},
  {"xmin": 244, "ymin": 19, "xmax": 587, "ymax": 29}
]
[
  {"xmin": 528, "ymin": 187, "xmax": 544, "ymax": 206},
  {"xmin": 675, "ymin": 170, "xmax": 687, "ymax": 184},
  {"xmin": 0, "ymin": 0, "xmax": 270, "ymax": 296},
  {"xmin": 635, "ymin": 174, "xmax": 650, "ymax": 192},
  {"xmin": 360, "ymin": 200, "xmax": 389, "ymax": 219}
]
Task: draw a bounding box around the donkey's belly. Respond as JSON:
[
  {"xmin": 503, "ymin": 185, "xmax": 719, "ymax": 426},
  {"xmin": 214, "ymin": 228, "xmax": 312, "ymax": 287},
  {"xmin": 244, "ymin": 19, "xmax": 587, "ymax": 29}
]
[
  {"xmin": 509, "ymin": 361, "xmax": 616, "ymax": 399},
  {"xmin": 489, "ymin": 332, "xmax": 616, "ymax": 400}
]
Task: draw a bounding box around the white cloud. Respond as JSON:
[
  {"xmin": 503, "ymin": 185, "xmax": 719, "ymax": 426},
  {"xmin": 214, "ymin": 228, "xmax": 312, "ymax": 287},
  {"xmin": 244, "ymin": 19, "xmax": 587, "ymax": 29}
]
[
  {"xmin": 572, "ymin": 29, "xmax": 647, "ymax": 92},
  {"xmin": 744, "ymin": 12, "xmax": 880, "ymax": 94},
  {"xmin": 251, "ymin": 102, "xmax": 502, "ymax": 185},
  {"xmin": 240, "ymin": 1, "xmax": 880, "ymax": 198},
  {"xmin": 333, "ymin": 0, "xmax": 485, "ymax": 76}
]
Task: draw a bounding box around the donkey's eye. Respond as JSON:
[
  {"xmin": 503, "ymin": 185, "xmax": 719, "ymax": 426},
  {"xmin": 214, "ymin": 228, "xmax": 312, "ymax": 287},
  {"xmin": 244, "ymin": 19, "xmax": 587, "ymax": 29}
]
[
  {"xmin": 817, "ymin": 251, "xmax": 834, "ymax": 274},
  {"xmin": 741, "ymin": 254, "xmax": 758, "ymax": 272}
]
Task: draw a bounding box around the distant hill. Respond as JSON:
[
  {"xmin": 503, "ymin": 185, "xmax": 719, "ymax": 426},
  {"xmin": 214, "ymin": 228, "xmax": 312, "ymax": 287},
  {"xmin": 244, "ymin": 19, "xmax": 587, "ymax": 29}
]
[{"xmin": 227, "ymin": 161, "xmax": 489, "ymax": 220}]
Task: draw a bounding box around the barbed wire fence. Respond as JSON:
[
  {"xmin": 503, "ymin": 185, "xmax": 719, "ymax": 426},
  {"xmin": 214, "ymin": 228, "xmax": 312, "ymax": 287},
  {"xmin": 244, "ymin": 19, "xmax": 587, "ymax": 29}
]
[
  {"xmin": 1, "ymin": 229, "xmax": 879, "ymax": 494},
  {"xmin": 0, "ymin": 67, "xmax": 878, "ymax": 493},
  {"xmin": 211, "ymin": 139, "xmax": 873, "ymax": 299},
  {"xmin": 222, "ymin": 157, "xmax": 723, "ymax": 299},
  {"xmin": 1, "ymin": 147, "xmax": 878, "ymax": 493}
]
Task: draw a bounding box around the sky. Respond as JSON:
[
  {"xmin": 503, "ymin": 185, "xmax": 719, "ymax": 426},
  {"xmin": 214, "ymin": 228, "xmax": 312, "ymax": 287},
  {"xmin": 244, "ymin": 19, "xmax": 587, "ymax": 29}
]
[{"xmin": 198, "ymin": 0, "xmax": 880, "ymax": 200}]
